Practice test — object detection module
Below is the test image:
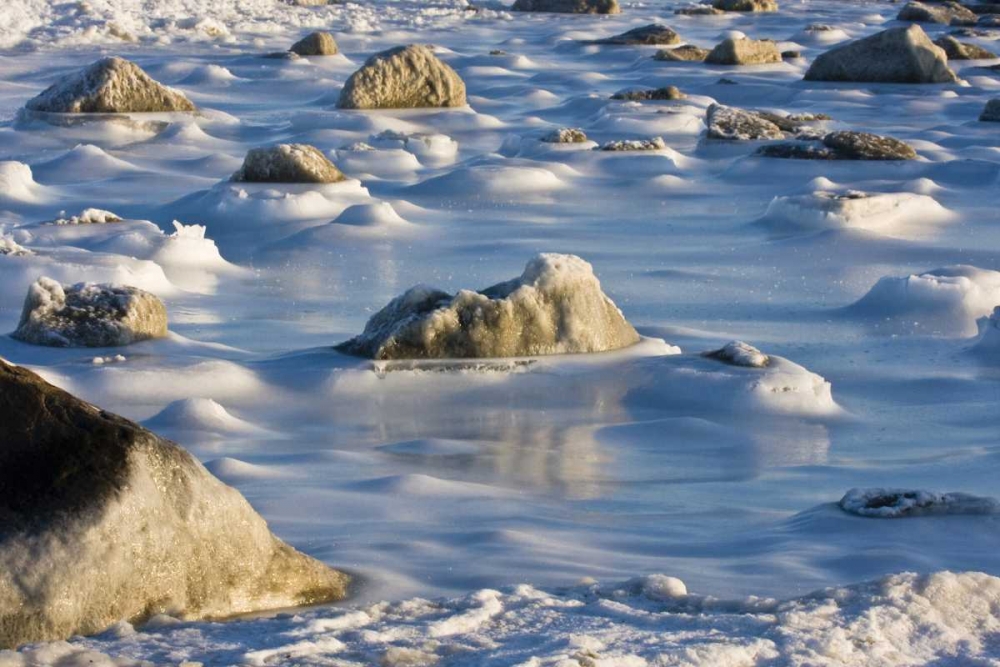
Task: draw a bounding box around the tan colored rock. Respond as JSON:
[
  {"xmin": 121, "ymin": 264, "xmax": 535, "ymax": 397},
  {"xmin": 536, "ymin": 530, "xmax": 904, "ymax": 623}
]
[
  {"xmin": 654, "ymin": 45, "xmax": 710, "ymax": 62},
  {"xmin": 232, "ymin": 144, "xmax": 346, "ymax": 183},
  {"xmin": 596, "ymin": 24, "xmax": 680, "ymax": 45},
  {"xmin": 804, "ymin": 25, "xmax": 958, "ymax": 83},
  {"xmin": 706, "ymin": 38, "xmax": 782, "ymax": 65},
  {"xmin": 897, "ymin": 1, "xmax": 977, "ymax": 26},
  {"xmin": 934, "ymin": 35, "xmax": 996, "ymax": 59},
  {"xmin": 290, "ymin": 31, "xmax": 338, "ymax": 56},
  {"xmin": 337, "ymin": 45, "xmax": 466, "ymax": 109},
  {"xmin": 713, "ymin": 0, "xmax": 777, "ymax": 11}
]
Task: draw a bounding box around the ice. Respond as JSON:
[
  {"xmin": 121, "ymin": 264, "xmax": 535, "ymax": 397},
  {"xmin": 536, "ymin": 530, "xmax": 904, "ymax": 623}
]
[{"xmin": 839, "ymin": 488, "xmax": 1000, "ymax": 517}]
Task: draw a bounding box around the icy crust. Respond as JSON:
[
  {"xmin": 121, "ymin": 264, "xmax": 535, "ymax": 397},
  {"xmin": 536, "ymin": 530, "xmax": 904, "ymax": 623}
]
[
  {"xmin": 760, "ymin": 190, "xmax": 951, "ymax": 234},
  {"xmin": 337, "ymin": 45, "xmax": 466, "ymax": 110},
  {"xmin": 840, "ymin": 488, "xmax": 1000, "ymax": 517},
  {"xmin": 850, "ymin": 265, "xmax": 1000, "ymax": 337},
  {"xmin": 11, "ymin": 571, "xmax": 1000, "ymax": 666},
  {"xmin": 12, "ymin": 278, "xmax": 168, "ymax": 348},
  {"xmin": 0, "ymin": 361, "xmax": 348, "ymax": 649},
  {"xmin": 231, "ymin": 144, "xmax": 345, "ymax": 183},
  {"xmin": 338, "ymin": 254, "xmax": 641, "ymax": 360},
  {"xmin": 24, "ymin": 57, "xmax": 195, "ymax": 114}
]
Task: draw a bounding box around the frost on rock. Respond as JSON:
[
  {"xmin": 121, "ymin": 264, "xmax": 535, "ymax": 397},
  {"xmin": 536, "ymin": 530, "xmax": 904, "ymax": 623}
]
[
  {"xmin": 0, "ymin": 361, "xmax": 348, "ymax": 649},
  {"xmin": 541, "ymin": 127, "xmax": 588, "ymax": 143},
  {"xmin": 337, "ymin": 45, "xmax": 466, "ymax": 109},
  {"xmin": 840, "ymin": 488, "xmax": 1000, "ymax": 517},
  {"xmin": 935, "ymin": 35, "xmax": 996, "ymax": 60},
  {"xmin": 758, "ymin": 131, "xmax": 917, "ymax": 160},
  {"xmin": 50, "ymin": 208, "xmax": 122, "ymax": 225},
  {"xmin": 231, "ymin": 144, "xmax": 346, "ymax": 183},
  {"xmin": 612, "ymin": 86, "xmax": 685, "ymax": 101},
  {"xmin": 704, "ymin": 341, "xmax": 770, "ymax": 367},
  {"xmin": 804, "ymin": 25, "xmax": 958, "ymax": 83},
  {"xmin": 11, "ymin": 278, "xmax": 168, "ymax": 348},
  {"xmin": 595, "ymin": 24, "xmax": 680, "ymax": 45},
  {"xmin": 24, "ymin": 57, "xmax": 196, "ymax": 113},
  {"xmin": 337, "ymin": 253, "xmax": 641, "ymax": 360},
  {"xmin": 706, "ymin": 38, "xmax": 782, "ymax": 65},
  {"xmin": 290, "ymin": 30, "xmax": 338, "ymax": 56},
  {"xmin": 599, "ymin": 137, "xmax": 667, "ymax": 151},
  {"xmin": 897, "ymin": 1, "xmax": 977, "ymax": 26},
  {"xmin": 0, "ymin": 235, "xmax": 31, "ymax": 257},
  {"xmin": 713, "ymin": 0, "xmax": 778, "ymax": 11},
  {"xmin": 706, "ymin": 104, "xmax": 786, "ymax": 141},
  {"xmin": 512, "ymin": 0, "xmax": 620, "ymax": 13},
  {"xmin": 654, "ymin": 44, "xmax": 710, "ymax": 62}
]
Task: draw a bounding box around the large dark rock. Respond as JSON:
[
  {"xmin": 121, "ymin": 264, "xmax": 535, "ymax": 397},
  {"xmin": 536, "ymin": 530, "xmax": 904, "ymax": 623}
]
[
  {"xmin": 0, "ymin": 360, "xmax": 348, "ymax": 649},
  {"xmin": 934, "ymin": 35, "xmax": 997, "ymax": 59},
  {"xmin": 804, "ymin": 25, "xmax": 958, "ymax": 83},
  {"xmin": 512, "ymin": 0, "xmax": 620, "ymax": 12},
  {"xmin": 611, "ymin": 86, "xmax": 686, "ymax": 101},
  {"xmin": 595, "ymin": 24, "xmax": 680, "ymax": 45}
]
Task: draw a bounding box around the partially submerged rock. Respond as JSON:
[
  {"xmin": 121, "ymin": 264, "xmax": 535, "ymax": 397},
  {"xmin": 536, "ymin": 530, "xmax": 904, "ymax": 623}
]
[
  {"xmin": 839, "ymin": 488, "xmax": 1000, "ymax": 518},
  {"xmin": 674, "ymin": 5, "xmax": 724, "ymax": 15},
  {"xmin": 706, "ymin": 104, "xmax": 785, "ymax": 140},
  {"xmin": 336, "ymin": 253, "xmax": 640, "ymax": 359},
  {"xmin": 712, "ymin": 0, "xmax": 777, "ymax": 11},
  {"xmin": 758, "ymin": 131, "xmax": 917, "ymax": 160},
  {"xmin": 12, "ymin": 278, "xmax": 168, "ymax": 348},
  {"xmin": 980, "ymin": 98, "xmax": 1000, "ymax": 121},
  {"xmin": 599, "ymin": 137, "xmax": 668, "ymax": 151},
  {"xmin": 232, "ymin": 144, "xmax": 346, "ymax": 183},
  {"xmin": 897, "ymin": 1, "xmax": 977, "ymax": 26},
  {"xmin": 654, "ymin": 45, "xmax": 711, "ymax": 62},
  {"xmin": 703, "ymin": 341, "xmax": 770, "ymax": 367},
  {"xmin": 596, "ymin": 24, "xmax": 680, "ymax": 45},
  {"xmin": 50, "ymin": 208, "xmax": 122, "ymax": 225},
  {"xmin": 804, "ymin": 25, "xmax": 958, "ymax": 83},
  {"xmin": 290, "ymin": 31, "xmax": 338, "ymax": 56},
  {"xmin": 611, "ymin": 86, "xmax": 685, "ymax": 101},
  {"xmin": 512, "ymin": 0, "xmax": 620, "ymax": 13},
  {"xmin": 542, "ymin": 127, "xmax": 589, "ymax": 143},
  {"xmin": 337, "ymin": 45, "xmax": 466, "ymax": 109},
  {"xmin": 25, "ymin": 57, "xmax": 195, "ymax": 114},
  {"xmin": 934, "ymin": 35, "xmax": 997, "ymax": 59},
  {"xmin": 706, "ymin": 38, "xmax": 782, "ymax": 65},
  {"xmin": 0, "ymin": 360, "xmax": 349, "ymax": 649}
]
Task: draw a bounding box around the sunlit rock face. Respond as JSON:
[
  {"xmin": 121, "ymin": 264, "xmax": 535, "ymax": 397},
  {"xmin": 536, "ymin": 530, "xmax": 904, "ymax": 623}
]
[
  {"xmin": 337, "ymin": 45, "xmax": 466, "ymax": 109},
  {"xmin": 12, "ymin": 278, "xmax": 168, "ymax": 348},
  {"xmin": 231, "ymin": 144, "xmax": 346, "ymax": 183},
  {"xmin": 804, "ymin": 25, "xmax": 957, "ymax": 83},
  {"xmin": 0, "ymin": 360, "xmax": 349, "ymax": 649},
  {"xmin": 337, "ymin": 253, "xmax": 641, "ymax": 359},
  {"xmin": 24, "ymin": 57, "xmax": 196, "ymax": 113}
]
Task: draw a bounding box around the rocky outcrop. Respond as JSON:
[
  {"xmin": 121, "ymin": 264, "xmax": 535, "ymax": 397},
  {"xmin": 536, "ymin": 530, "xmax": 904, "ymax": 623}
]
[
  {"xmin": 232, "ymin": 144, "xmax": 346, "ymax": 183},
  {"xmin": 542, "ymin": 128, "xmax": 589, "ymax": 143},
  {"xmin": 290, "ymin": 31, "xmax": 339, "ymax": 56},
  {"xmin": 934, "ymin": 35, "xmax": 996, "ymax": 59},
  {"xmin": 337, "ymin": 45, "xmax": 466, "ymax": 109},
  {"xmin": 897, "ymin": 1, "xmax": 977, "ymax": 26},
  {"xmin": 0, "ymin": 360, "xmax": 349, "ymax": 649},
  {"xmin": 336, "ymin": 254, "xmax": 640, "ymax": 359},
  {"xmin": 596, "ymin": 24, "xmax": 680, "ymax": 45},
  {"xmin": 980, "ymin": 99, "xmax": 1000, "ymax": 121},
  {"xmin": 705, "ymin": 38, "xmax": 782, "ymax": 65},
  {"xmin": 611, "ymin": 86, "xmax": 685, "ymax": 101},
  {"xmin": 25, "ymin": 57, "xmax": 195, "ymax": 114},
  {"xmin": 706, "ymin": 104, "xmax": 786, "ymax": 140},
  {"xmin": 12, "ymin": 278, "xmax": 168, "ymax": 348},
  {"xmin": 654, "ymin": 45, "xmax": 711, "ymax": 62},
  {"xmin": 512, "ymin": 0, "xmax": 620, "ymax": 12},
  {"xmin": 804, "ymin": 25, "xmax": 958, "ymax": 83},
  {"xmin": 758, "ymin": 131, "xmax": 917, "ymax": 160},
  {"xmin": 712, "ymin": 0, "xmax": 777, "ymax": 11}
]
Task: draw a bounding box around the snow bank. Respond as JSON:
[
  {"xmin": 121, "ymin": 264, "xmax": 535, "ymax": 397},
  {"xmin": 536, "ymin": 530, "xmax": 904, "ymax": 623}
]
[
  {"xmin": 759, "ymin": 190, "xmax": 952, "ymax": 235},
  {"xmin": 840, "ymin": 488, "xmax": 1000, "ymax": 517},
  {"xmin": 143, "ymin": 397, "xmax": 267, "ymax": 436},
  {"xmin": 0, "ymin": 162, "xmax": 44, "ymax": 205},
  {"xmin": 849, "ymin": 265, "xmax": 1000, "ymax": 337}
]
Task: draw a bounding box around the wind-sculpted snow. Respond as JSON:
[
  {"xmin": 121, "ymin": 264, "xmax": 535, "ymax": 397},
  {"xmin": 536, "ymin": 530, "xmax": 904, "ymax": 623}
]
[
  {"xmin": 338, "ymin": 254, "xmax": 640, "ymax": 359},
  {"xmin": 10, "ymin": 571, "xmax": 1000, "ymax": 666},
  {"xmin": 0, "ymin": 361, "xmax": 349, "ymax": 649}
]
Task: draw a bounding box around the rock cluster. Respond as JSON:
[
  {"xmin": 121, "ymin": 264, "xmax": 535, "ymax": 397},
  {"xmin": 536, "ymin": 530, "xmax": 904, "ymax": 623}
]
[{"xmin": 758, "ymin": 131, "xmax": 917, "ymax": 160}]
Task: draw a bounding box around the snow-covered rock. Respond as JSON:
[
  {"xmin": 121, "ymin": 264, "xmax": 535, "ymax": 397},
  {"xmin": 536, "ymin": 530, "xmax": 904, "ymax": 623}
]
[
  {"xmin": 0, "ymin": 360, "xmax": 348, "ymax": 649},
  {"xmin": 232, "ymin": 144, "xmax": 346, "ymax": 183},
  {"xmin": 760, "ymin": 190, "xmax": 951, "ymax": 234},
  {"xmin": 337, "ymin": 253, "xmax": 641, "ymax": 359},
  {"xmin": 840, "ymin": 488, "xmax": 1000, "ymax": 517},
  {"xmin": 290, "ymin": 30, "xmax": 338, "ymax": 56},
  {"xmin": 599, "ymin": 137, "xmax": 667, "ymax": 151},
  {"xmin": 612, "ymin": 86, "xmax": 685, "ymax": 101},
  {"xmin": 706, "ymin": 38, "xmax": 781, "ymax": 65},
  {"xmin": 11, "ymin": 278, "xmax": 168, "ymax": 347},
  {"xmin": 804, "ymin": 25, "xmax": 958, "ymax": 83},
  {"xmin": 541, "ymin": 127, "xmax": 589, "ymax": 143},
  {"xmin": 759, "ymin": 131, "xmax": 917, "ymax": 160},
  {"xmin": 337, "ymin": 45, "xmax": 466, "ymax": 110},
  {"xmin": 0, "ymin": 235, "xmax": 31, "ymax": 257},
  {"xmin": 50, "ymin": 208, "xmax": 122, "ymax": 225},
  {"xmin": 706, "ymin": 104, "xmax": 785, "ymax": 141},
  {"xmin": 703, "ymin": 340, "xmax": 770, "ymax": 367},
  {"xmin": 24, "ymin": 57, "xmax": 196, "ymax": 113}
]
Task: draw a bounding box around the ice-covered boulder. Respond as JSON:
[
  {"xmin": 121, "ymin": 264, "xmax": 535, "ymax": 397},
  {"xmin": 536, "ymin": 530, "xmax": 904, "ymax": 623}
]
[
  {"xmin": 512, "ymin": 0, "xmax": 620, "ymax": 13},
  {"xmin": 706, "ymin": 38, "xmax": 782, "ymax": 65},
  {"xmin": 758, "ymin": 131, "xmax": 917, "ymax": 160},
  {"xmin": 612, "ymin": 86, "xmax": 685, "ymax": 101},
  {"xmin": 50, "ymin": 208, "xmax": 122, "ymax": 225},
  {"xmin": 337, "ymin": 253, "xmax": 640, "ymax": 359},
  {"xmin": 0, "ymin": 236, "xmax": 31, "ymax": 256},
  {"xmin": 980, "ymin": 99, "xmax": 1000, "ymax": 121},
  {"xmin": 337, "ymin": 45, "xmax": 467, "ymax": 109},
  {"xmin": 706, "ymin": 104, "xmax": 785, "ymax": 140},
  {"xmin": 712, "ymin": 0, "xmax": 777, "ymax": 11},
  {"xmin": 897, "ymin": 1, "xmax": 977, "ymax": 26},
  {"xmin": 654, "ymin": 45, "xmax": 710, "ymax": 62},
  {"xmin": 703, "ymin": 340, "xmax": 770, "ymax": 367},
  {"xmin": 599, "ymin": 137, "xmax": 668, "ymax": 151},
  {"xmin": 596, "ymin": 24, "xmax": 680, "ymax": 45},
  {"xmin": 542, "ymin": 127, "xmax": 589, "ymax": 143},
  {"xmin": 934, "ymin": 35, "xmax": 996, "ymax": 59},
  {"xmin": 24, "ymin": 57, "xmax": 196, "ymax": 114},
  {"xmin": 0, "ymin": 360, "xmax": 348, "ymax": 649},
  {"xmin": 839, "ymin": 488, "xmax": 1000, "ymax": 517},
  {"xmin": 290, "ymin": 31, "xmax": 338, "ymax": 56},
  {"xmin": 760, "ymin": 190, "xmax": 951, "ymax": 234},
  {"xmin": 804, "ymin": 25, "xmax": 958, "ymax": 83},
  {"xmin": 11, "ymin": 278, "xmax": 168, "ymax": 348},
  {"xmin": 231, "ymin": 144, "xmax": 346, "ymax": 183}
]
